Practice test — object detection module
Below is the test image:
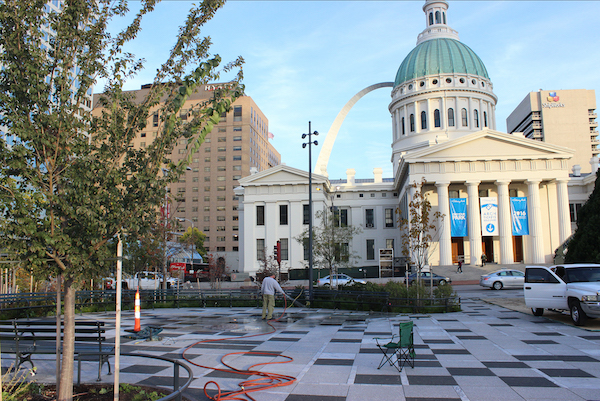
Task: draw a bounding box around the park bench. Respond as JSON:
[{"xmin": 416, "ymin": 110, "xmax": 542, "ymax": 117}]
[{"xmin": 0, "ymin": 319, "xmax": 113, "ymax": 382}]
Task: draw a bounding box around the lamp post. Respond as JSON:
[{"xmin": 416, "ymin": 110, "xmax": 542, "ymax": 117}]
[
  {"xmin": 302, "ymin": 121, "xmax": 318, "ymax": 304},
  {"xmin": 330, "ymin": 185, "xmax": 340, "ymax": 289}
]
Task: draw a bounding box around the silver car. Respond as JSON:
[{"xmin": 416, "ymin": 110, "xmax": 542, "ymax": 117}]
[
  {"xmin": 317, "ymin": 274, "xmax": 366, "ymax": 287},
  {"xmin": 480, "ymin": 269, "xmax": 525, "ymax": 290}
]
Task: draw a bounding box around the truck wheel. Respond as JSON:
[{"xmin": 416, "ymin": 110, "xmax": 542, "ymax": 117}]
[
  {"xmin": 492, "ymin": 281, "xmax": 503, "ymax": 290},
  {"xmin": 531, "ymin": 308, "xmax": 544, "ymax": 316},
  {"xmin": 570, "ymin": 300, "xmax": 588, "ymax": 326}
]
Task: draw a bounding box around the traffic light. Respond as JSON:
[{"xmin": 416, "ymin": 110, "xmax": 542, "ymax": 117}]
[{"xmin": 274, "ymin": 241, "xmax": 282, "ymax": 265}]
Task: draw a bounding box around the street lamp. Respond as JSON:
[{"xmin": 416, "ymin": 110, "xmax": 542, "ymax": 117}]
[
  {"xmin": 330, "ymin": 185, "xmax": 340, "ymax": 289},
  {"xmin": 302, "ymin": 121, "xmax": 318, "ymax": 304}
]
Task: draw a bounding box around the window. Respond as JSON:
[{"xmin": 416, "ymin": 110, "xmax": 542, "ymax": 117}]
[
  {"xmin": 461, "ymin": 108, "xmax": 468, "ymax": 127},
  {"xmin": 233, "ymin": 106, "xmax": 242, "ymax": 122},
  {"xmin": 204, "ymin": 196, "xmax": 210, "ymax": 201},
  {"xmin": 216, "ymin": 206, "xmax": 226, "ymax": 211},
  {"xmin": 204, "ymin": 157, "xmax": 211, "ymax": 162},
  {"xmin": 484, "ymin": 111, "xmax": 488, "ymax": 127},
  {"xmin": 233, "ymin": 146, "xmax": 242, "ymax": 151},
  {"xmin": 217, "ymin": 147, "xmax": 226, "ymax": 152},
  {"xmin": 434, "ymin": 109, "xmax": 441, "ymax": 128},
  {"xmin": 385, "ymin": 208, "xmax": 394, "ymax": 228},
  {"xmin": 365, "ymin": 209, "xmax": 374, "ymax": 228},
  {"xmin": 435, "ymin": 10, "xmax": 441, "ymax": 23},
  {"xmin": 421, "ymin": 111, "xmax": 427, "ymax": 130},
  {"xmin": 203, "ymin": 226, "xmax": 210, "ymax": 231},
  {"xmin": 409, "ymin": 114, "xmax": 415, "ymax": 132},
  {"xmin": 218, "ymin": 156, "xmax": 226, "ymax": 162},
  {"xmin": 303, "ymin": 238, "xmax": 310, "ymax": 261},
  {"xmin": 386, "ymin": 239, "xmax": 394, "ymax": 250},
  {"xmin": 217, "ymin": 186, "xmax": 225, "ymax": 191},
  {"xmin": 153, "ymin": 113, "xmax": 158, "ymax": 127},
  {"xmin": 257, "ymin": 239, "xmax": 265, "ymax": 260},
  {"xmin": 367, "ymin": 239, "xmax": 375, "ymax": 260},
  {"xmin": 233, "ymin": 127, "xmax": 242, "ymax": 132},
  {"xmin": 217, "ymin": 166, "xmax": 226, "ymax": 172},
  {"xmin": 429, "ymin": 12, "xmax": 433, "ymax": 25},
  {"xmin": 335, "ymin": 243, "xmax": 349, "ymax": 262},
  {"xmin": 205, "ymin": 147, "xmax": 211, "ymax": 152},
  {"xmin": 217, "ymin": 176, "xmax": 226, "ymax": 181},
  {"xmin": 233, "ymin": 226, "xmax": 239, "ymax": 231},
  {"xmin": 233, "ymin": 155, "xmax": 242, "ymax": 161},
  {"xmin": 303, "ymin": 205, "xmax": 310, "ymax": 225},
  {"xmin": 217, "ymin": 216, "xmax": 225, "ymax": 221},
  {"xmin": 233, "ymin": 136, "xmax": 242, "ymax": 141},
  {"xmin": 218, "ymin": 137, "xmax": 226, "ymax": 142},
  {"xmin": 474, "ymin": 109, "xmax": 479, "ymax": 128},
  {"xmin": 525, "ymin": 268, "xmax": 559, "ymax": 284},
  {"xmin": 280, "ymin": 238, "xmax": 289, "ymax": 261},
  {"xmin": 217, "ymin": 226, "xmax": 225, "ymax": 231},
  {"xmin": 448, "ymin": 108, "xmax": 455, "ymax": 127},
  {"xmin": 280, "ymin": 204, "xmax": 288, "ymax": 225},
  {"xmin": 233, "ymin": 246, "xmax": 239, "ymax": 252},
  {"xmin": 203, "ymin": 206, "xmax": 210, "ymax": 212},
  {"xmin": 233, "ymin": 235, "xmax": 239, "ymax": 242},
  {"xmin": 401, "ymin": 117, "xmax": 405, "ymax": 135},
  {"xmin": 217, "ymin": 247, "xmax": 226, "ymax": 252},
  {"xmin": 257, "ymin": 205, "xmax": 265, "ymax": 225},
  {"xmin": 233, "ymin": 165, "xmax": 242, "ymax": 171},
  {"xmin": 233, "ymin": 175, "xmax": 241, "ymax": 180},
  {"xmin": 218, "ymin": 127, "xmax": 226, "ymax": 132},
  {"xmin": 570, "ymin": 203, "xmax": 583, "ymax": 222},
  {"xmin": 204, "ymin": 176, "xmax": 210, "ymax": 182},
  {"xmin": 204, "ymin": 216, "xmax": 210, "ymax": 221},
  {"xmin": 217, "ymin": 236, "xmax": 225, "ymax": 242},
  {"xmin": 333, "ymin": 208, "xmax": 348, "ymax": 227},
  {"xmin": 217, "ymin": 195, "xmax": 226, "ymax": 201}
]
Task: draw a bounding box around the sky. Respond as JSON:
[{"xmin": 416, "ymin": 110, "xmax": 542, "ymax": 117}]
[{"xmin": 103, "ymin": 0, "xmax": 600, "ymax": 181}]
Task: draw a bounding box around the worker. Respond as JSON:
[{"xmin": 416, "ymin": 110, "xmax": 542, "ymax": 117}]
[{"xmin": 261, "ymin": 273, "xmax": 285, "ymax": 320}]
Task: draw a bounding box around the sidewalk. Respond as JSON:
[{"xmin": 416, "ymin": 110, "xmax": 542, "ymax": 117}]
[{"xmin": 9, "ymin": 300, "xmax": 600, "ymax": 401}]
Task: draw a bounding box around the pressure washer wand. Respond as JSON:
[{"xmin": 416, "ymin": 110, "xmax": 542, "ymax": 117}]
[{"xmin": 284, "ymin": 292, "xmax": 306, "ymax": 308}]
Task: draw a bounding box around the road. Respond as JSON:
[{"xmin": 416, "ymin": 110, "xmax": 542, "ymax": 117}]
[{"xmin": 453, "ymin": 283, "xmax": 524, "ymax": 300}]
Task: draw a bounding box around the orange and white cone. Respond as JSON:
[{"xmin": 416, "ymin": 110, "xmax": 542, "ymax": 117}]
[{"xmin": 134, "ymin": 288, "xmax": 141, "ymax": 332}]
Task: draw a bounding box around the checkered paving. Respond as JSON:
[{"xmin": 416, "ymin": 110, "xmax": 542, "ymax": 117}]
[{"xmin": 5, "ymin": 299, "xmax": 600, "ymax": 401}]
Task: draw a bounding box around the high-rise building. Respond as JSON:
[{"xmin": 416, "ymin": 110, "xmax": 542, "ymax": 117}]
[
  {"xmin": 93, "ymin": 84, "xmax": 280, "ymax": 267},
  {"xmin": 506, "ymin": 90, "xmax": 598, "ymax": 174}
]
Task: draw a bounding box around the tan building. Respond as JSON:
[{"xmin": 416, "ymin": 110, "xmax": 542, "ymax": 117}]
[
  {"xmin": 506, "ymin": 89, "xmax": 598, "ymax": 174},
  {"xmin": 93, "ymin": 84, "xmax": 280, "ymax": 265}
]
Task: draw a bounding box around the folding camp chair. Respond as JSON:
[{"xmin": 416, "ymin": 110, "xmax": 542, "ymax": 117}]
[{"xmin": 375, "ymin": 321, "xmax": 415, "ymax": 372}]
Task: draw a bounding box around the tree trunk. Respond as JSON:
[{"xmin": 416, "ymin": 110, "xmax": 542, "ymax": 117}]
[{"xmin": 58, "ymin": 276, "xmax": 75, "ymax": 401}]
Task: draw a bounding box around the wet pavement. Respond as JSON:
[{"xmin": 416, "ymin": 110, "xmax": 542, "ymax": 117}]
[{"xmin": 4, "ymin": 298, "xmax": 600, "ymax": 401}]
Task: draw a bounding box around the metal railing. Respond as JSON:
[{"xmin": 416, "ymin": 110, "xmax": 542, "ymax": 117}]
[{"xmin": 1, "ymin": 288, "xmax": 460, "ymax": 316}]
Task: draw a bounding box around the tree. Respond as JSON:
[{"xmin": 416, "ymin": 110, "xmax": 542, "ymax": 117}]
[
  {"xmin": 295, "ymin": 209, "xmax": 362, "ymax": 288},
  {"xmin": 179, "ymin": 226, "xmax": 207, "ymax": 258},
  {"xmin": 0, "ymin": 1, "xmax": 242, "ymax": 399},
  {"xmin": 565, "ymin": 170, "xmax": 600, "ymax": 263},
  {"xmin": 205, "ymin": 252, "xmax": 228, "ymax": 289},
  {"xmin": 398, "ymin": 179, "xmax": 444, "ymax": 285}
]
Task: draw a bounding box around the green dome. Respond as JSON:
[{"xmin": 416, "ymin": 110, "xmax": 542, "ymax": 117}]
[{"xmin": 394, "ymin": 38, "xmax": 489, "ymax": 87}]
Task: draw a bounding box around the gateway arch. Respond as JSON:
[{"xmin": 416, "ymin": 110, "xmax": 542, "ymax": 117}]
[{"xmin": 315, "ymin": 82, "xmax": 394, "ymax": 177}]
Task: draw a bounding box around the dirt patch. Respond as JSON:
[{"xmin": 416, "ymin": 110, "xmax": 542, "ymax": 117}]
[{"xmin": 19, "ymin": 383, "xmax": 184, "ymax": 401}]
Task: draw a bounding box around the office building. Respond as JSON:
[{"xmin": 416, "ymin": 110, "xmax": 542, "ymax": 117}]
[{"xmin": 507, "ymin": 89, "xmax": 598, "ymax": 174}]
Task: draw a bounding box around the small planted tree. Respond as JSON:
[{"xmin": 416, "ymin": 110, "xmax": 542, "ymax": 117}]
[
  {"xmin": 295, "ymin": 209, "xmax": 362, "ymax": 288},
  {"xmin": 398, "ymin": 179, "xmax": 444, "ymax": 287}
]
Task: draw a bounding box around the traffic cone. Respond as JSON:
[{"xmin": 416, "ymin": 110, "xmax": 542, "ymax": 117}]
[{"xmin": 134, "ymin": 288, "xmax": 141, "ymax": 332}]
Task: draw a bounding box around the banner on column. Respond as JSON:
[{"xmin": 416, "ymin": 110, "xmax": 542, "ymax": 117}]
[
  {"xmin": 480, "ymin": 197, "xmax": 498, "ymax": 236},
  {"xmin": 510, "ymin": 197, "xmax": 529, "ymax": 235},
  {"xmin": 450, "ymin": 198, "xmax": 468, "ymax": 237}
]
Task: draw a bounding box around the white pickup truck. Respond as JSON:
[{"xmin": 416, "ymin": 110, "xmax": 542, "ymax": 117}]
[
  {"xmin": 524, "ymin": 264, "xmax": 600, "ymax": 326},
  {"xmin": 105, "ymin": 271, "xmax": 179, "ymax": 290}
]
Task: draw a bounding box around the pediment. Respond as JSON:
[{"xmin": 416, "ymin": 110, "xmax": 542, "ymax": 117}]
[
  {"xmin": 238, "ymin": 164, "xmax": 327, "ymax": 186},
  {"xmin": 404, "ymin": 130, "xmax": 573, "ymax": 163}
]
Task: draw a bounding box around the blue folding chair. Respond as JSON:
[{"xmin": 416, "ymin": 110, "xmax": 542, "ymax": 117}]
[{"xmin": 376, "ymin": 321, "xmax": 415, "ymax": 372}]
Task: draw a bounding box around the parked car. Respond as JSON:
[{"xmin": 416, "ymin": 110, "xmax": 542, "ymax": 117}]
[
  {"xmin": 479, "ymin": 269, "xmax": 525, "ymax": 290},
  {"xmin": 405, "ymin": 272, "xmax": 451, "ymax": 286},
  {"xmin": 317, "ymin": 274, "xmax": 366, "ymax": 287}
]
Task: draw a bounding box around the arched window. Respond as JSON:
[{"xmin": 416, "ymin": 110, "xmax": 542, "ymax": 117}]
[
  {"xmin": 435, "ymin": 11, "xmax": 441, "ymax": 24},
  {"xmin": 434, "ymin": 109, "xmax": 441, "ymax": 128},
  {"xmin": 429, "ymin": 12, "xmax": 433, "ymax": 26},
  {"xmin": 484, "ymin": 111, "xmax": 488, "ymax": 127},
  {"xmin": 461, "ymin": 108, "xmax": 468, "ymax": 127},
  {"xmin": 421, "ymin": 111, "xmax": 427, "ymax": 130},
  {"xmin": 409, "ymin": 114, "xmax": 415, "ymax": 132},
  {"xmin": 443, "ymin": 12, "xmax": 446, "ymax": 24},
  {"xmin": 402, "ymin": 117, "xmax": 406, "ymax": 135},
  {"xmin": 474, "ymin": 110, "xmax": 479, "ymax": 128},
  {"xmin": 448, "ymin": 108, "xmax": 455, "ymax": 127}
]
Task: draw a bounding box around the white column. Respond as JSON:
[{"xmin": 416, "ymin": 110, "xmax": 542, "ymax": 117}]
[
  {"xmin": 556, "ymin": 179, "xmax": 572, "ymax": 244},
  {"xmin": 496, "ymin": 180, "xmax": 514, "ymax": 264},
  {"xmin": 436, "ymin": 181, "xmax": 452, "ymax": 266},
  {"xmin": 527, "ymin": 179, "xmax": 545, "ymax": 263},
  {"xmin": 467, "ymin": 181, "xmax": 482, "ymax": 265}
]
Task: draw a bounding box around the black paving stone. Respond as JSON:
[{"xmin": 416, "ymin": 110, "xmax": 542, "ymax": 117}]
[
  {"xmin": 423, "ymin": 339, "xmax": 454, "ymax": 344},
  {"xmin": 483, "ymin": 361, "xmax": 529, "ymax": 369},
  {"xmin": 120, "ymin": 365, "xmax": 170, "ymax": 374},
  {"xmin": 431, "ymin": 349, "xmax": 470, "ymax": 355},
  {"xmin": 523, "ymin": 340, "xmax": 558, "ymax": 345},
  {"xmin": 285, "ymin": 396, "xmax": 346, "ymax": 401},
  {"xmin": 539, "ymin": 368, "xmax": 595, "ymax": 378},
  {"xmin": 314, "ymin": 359, "xmax": 354, "ymax": 366},
  {"xmin": 354, "ymin": 374, "xmax": 402, "ymax": 385},
  {"xmin": 456, "ymin": 335, "xmax": 487, "ymax": 340},
  {"xmin": 533, "ymin": 332, "xmax": 563, "ymax": 336},
  {"xmin": 500, "ymin": 376, "xmax": 559, "ymax": 387},
  {"xmin": 446, "ymin": 367, "xmax": 495, "ymax": 376},
  {"xmin": 331, "ymin": 338, "xmax": 362, "ymax": 343},
  {"xmin": 406, "ymin": 375, "xmax": 457, "ymax": 386}
]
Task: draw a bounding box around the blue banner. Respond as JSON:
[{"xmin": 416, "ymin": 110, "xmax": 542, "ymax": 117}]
[
  {"xmin": 450, "ymin": 198, "xmax": 468, "ymax": 237},
  {"xmin": 511, "ymin": 197, "xmax": 529, "ymax": 235}
]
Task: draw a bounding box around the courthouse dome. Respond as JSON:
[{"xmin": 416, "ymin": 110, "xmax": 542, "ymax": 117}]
[{"xmin": 394, "ymin": 38, "xmax": 489, "ymax": 87}]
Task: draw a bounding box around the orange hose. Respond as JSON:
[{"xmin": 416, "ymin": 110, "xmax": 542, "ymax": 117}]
[{"xmin": 182, "ymin": 294, "xmax": 296, "ymax": 401}]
